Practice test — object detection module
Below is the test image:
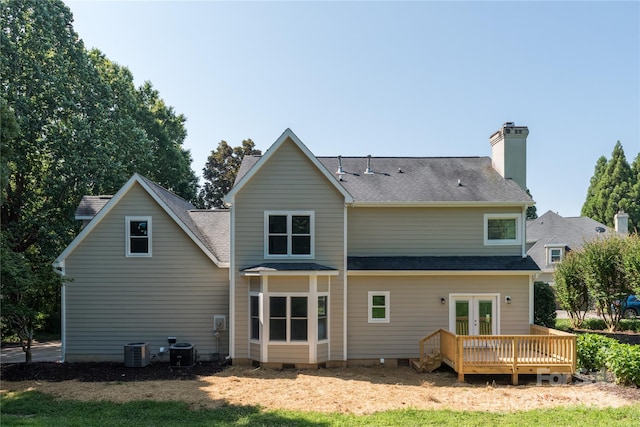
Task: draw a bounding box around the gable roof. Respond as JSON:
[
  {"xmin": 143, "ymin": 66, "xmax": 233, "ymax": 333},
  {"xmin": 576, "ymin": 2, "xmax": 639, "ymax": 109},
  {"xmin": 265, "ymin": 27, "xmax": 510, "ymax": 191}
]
[
  {"xmin": 526, "ymin": 210, "xmax": 613, "ymax": 271},
  {"xmin": 55, "ymin": 174, "xmax": 230, "ymax": 268},
  {"xmin": 235, "ymin": 143, "xmax": 533, "ymax": 206},
  {"xmin": 223, "ymin": 128, "xmax": 354, "ymax": 205}
]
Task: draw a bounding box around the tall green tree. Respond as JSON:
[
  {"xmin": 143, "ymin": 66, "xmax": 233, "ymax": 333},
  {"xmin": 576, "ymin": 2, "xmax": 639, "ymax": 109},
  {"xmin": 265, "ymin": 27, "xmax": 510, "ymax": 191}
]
[
  {"xmin": 199, "ymin": 139, "xmax": 261, "ymax": 209},
  {"xmin": 1, "ymin": 0, "xmax": 198, "ymax": 360},
  {"xmin": 582, "ymin": 142, "xmax": 637, "ymax": 230},
  {"xmin": 581, "ymin": 234, "xmax": 632, "ymax": 331},
  {"xmin": 554, "ymin": 251, "xmax": 591, "ymax": 328}
]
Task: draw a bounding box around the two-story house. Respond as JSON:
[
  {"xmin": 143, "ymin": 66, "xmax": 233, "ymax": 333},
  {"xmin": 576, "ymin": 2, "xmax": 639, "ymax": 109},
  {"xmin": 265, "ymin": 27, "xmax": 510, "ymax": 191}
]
[{"xmin": 54, "ymin": 122, "xmax": 540, "ymax": 368}]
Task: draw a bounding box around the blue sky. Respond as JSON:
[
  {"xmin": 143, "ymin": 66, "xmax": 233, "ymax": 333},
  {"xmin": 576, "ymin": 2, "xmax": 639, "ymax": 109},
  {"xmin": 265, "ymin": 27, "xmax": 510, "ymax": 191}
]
[{"xmin": 64, "ymin": 1, "xmax": 639, "ymax": 217}]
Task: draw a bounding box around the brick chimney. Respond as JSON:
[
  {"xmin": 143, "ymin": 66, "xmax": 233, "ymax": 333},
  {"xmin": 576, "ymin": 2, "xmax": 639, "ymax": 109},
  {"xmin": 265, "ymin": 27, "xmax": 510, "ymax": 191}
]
[
  {"xmin": 615, "ymin": 210, "xmax": 629, "ymax": 235},
  {"xmin": 489, "ymin": 122, "xmax": 529, "ymax": 191}
]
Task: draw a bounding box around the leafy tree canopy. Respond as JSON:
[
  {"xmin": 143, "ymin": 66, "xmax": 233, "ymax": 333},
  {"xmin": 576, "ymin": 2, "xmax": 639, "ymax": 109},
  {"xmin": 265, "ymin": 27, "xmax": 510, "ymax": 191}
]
[
  {"xmin": 199, "ymin": 139, "xmax": 261, "ymax": 209},
  {"xmin": 1, "ymin": 0, "xmax": 198, "ymax": 359}
]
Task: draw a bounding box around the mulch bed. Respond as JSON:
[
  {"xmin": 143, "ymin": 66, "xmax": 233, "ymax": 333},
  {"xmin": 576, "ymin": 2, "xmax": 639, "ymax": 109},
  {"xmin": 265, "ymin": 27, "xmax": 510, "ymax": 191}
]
[{"xmin": 1, "ymin": 361, "xmax": 226, "ymax": 382}]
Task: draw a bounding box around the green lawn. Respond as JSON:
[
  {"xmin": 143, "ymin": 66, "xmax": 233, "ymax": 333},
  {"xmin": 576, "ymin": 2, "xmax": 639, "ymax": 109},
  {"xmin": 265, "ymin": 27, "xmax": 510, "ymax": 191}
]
[{"xmin": 2, "ymin": 391, "xmax": 639, "ymax": 427}]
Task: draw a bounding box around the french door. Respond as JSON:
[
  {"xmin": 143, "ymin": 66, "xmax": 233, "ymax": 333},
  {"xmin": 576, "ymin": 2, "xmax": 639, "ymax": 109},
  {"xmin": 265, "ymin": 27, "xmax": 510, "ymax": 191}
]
[{"xmin": 449, "ymin": 295, "xmax": 498, "ymax": 336}]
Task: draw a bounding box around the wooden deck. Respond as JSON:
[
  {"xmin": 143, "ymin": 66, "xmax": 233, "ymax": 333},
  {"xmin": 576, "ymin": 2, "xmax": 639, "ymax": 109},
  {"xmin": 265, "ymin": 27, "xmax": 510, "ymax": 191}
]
[{"xmin": 412, "ymin": 325, "xmax": 576, "ymax": 385}]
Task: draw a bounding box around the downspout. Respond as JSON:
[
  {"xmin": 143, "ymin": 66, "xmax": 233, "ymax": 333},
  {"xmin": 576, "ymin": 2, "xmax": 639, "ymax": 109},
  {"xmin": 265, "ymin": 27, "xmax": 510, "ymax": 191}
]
[
  {"xmin": 521, "ymin": 205, "xmax": 527, "ymax": 258},
  {"xmin": 228, "ymin": 201, "xmax": 236, "ymax": 360},
  {"xmin": 343, "ymin": 204, "xmax": 348, "ymax": 362},
  {"xmin": 52, "ymin": 261, "xmax": 66, "ymax": 363}
]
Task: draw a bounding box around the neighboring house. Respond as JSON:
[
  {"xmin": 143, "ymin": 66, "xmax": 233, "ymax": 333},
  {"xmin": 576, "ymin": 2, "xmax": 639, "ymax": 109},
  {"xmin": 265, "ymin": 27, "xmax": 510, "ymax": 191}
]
[
  {"xmin": 526, "ymin": 210, "xmax": 629, "ymax": 284},
  {"xmin": 55, "ymin": 122, "xmax": 540, "ymax": 367}
]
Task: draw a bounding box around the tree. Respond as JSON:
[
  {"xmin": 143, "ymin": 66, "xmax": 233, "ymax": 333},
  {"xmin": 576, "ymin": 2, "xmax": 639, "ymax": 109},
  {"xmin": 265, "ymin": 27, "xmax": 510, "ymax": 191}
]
[
  {"xmin": 1, "ymin": 0, "xmax": 198, "ymax": 361},
  {"xmin": 554, "ymin": 251, "xmax": 591, "ymax": 328},
  {"xmin": 582, "ymin": 142, "xmax": 637, "ymax": 229},
  {"xmin": 526, "ymin": 189, "xmax": 537, "ymax": 219},
  {"xmin": 622, "ymin": 233, "xmax": 640, "ymax": 295},
  {"xmin": 533, "ymin": 281, "xmax": 556, "ymax": 328},
  {"xmin": 199, "ymin": 139, "xmax": 261, "ymax": 209},
  {"xmin": 581, "ymin": 234, "xmax": 632, "ymax": 331}
]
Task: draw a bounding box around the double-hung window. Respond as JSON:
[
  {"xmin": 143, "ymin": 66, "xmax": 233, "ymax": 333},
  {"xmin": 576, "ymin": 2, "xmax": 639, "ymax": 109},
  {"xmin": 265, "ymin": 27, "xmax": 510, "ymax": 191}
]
[
  {"xmin": 368, "ymin": 291, "xmax": 390, "ymax": 323},
  {"xmin": 126, "ymin": 216, "xmax": 152, "ymax": 257},
  {"xmin": 547, "ymin": 246, "xmax": 564, "ymax": 264},
  {"xmin": 269, "ymin": 296, "xmax": 308, "ymax": 342},
  {"xmin": 484, "ymin": 213, "xmax": 521, "ymax": 245},
  {"xmin": 265, "ymin": 211, "xmax": 314, "ymax": 258}
]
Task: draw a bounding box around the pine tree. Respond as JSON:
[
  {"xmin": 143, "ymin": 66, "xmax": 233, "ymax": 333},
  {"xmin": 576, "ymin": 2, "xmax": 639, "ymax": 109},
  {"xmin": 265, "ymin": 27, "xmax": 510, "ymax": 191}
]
[{"xmin": 581, "ymin": 142, "xmax": 637, "ymax": 229}]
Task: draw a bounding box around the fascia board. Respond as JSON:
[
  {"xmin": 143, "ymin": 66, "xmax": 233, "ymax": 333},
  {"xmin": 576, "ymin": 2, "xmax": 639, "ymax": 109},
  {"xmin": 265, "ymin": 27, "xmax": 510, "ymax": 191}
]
[
  {"xmin": 350, "ymin": 201, "xmax": 532, "ymax": 208},
  {"xmin": 54, "ymin": 174, "xmax": 141, "ymax": 267},
  {"xmin": 241, "ymin": 270, "xmax": 339, "ymax": 277},
  {"xmin": 223, "ymin": 129, "xmax": 354, "ymax": 205},
  {"xmin": 136, "ymin": 177, "xmax": 225, "ymax": 268},
  {"xmin": 347, "ymin": 270, "xmax": 538, "ymax": 276}
]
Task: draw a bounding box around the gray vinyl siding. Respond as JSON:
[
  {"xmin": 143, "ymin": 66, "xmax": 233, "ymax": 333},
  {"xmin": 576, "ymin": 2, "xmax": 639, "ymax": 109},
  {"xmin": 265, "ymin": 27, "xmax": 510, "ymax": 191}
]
[
  {"xmin": 64, "ymin": 183, "xmax": 229, "ymax": 362},
  {"xmin": 346, "ymin": 275, "xmax": 530, "ymax": 359},
  {"xmin": 317, "ymin": 342, "xmax": 329, "ymax": 363},
  {"xmin": 232, "ymin": 138, "xmax": 346, "ymax": 361},
  {"xmin": 348, "ymin": 206, "xmax": 523, "ymax": 256}
]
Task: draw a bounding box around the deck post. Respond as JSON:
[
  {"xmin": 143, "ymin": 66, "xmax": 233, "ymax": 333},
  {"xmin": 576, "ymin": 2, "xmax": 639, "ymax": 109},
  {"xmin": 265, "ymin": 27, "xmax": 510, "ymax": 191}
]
[
  {"xmin": 511, "ymin": 336, "xmax": 519, "ymax": 385},
  {"xmin": 457, "ymin": 336, "xmax": 464, "ymax": 383}
]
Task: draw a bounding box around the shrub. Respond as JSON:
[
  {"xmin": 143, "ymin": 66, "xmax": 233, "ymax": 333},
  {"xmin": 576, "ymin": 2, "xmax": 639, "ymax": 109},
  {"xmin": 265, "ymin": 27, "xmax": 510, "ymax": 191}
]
[
  {"xmin": 576, "ymin": 333, "xmax": 617, "ymax": 372},
  {"xmin": 604, "ymin": 343, "xmax": 640, "ymax": 386},
  {"xmin": 534, "ymin": 282, "xmax": 557, "ymax": 328}
]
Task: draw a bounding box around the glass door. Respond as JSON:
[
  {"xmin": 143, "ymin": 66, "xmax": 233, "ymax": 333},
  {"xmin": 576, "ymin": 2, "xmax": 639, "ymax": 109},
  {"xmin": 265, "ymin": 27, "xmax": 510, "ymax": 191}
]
[{"xmin": 450, "ymin": 295, "xmax": 497, "ymax": 336}]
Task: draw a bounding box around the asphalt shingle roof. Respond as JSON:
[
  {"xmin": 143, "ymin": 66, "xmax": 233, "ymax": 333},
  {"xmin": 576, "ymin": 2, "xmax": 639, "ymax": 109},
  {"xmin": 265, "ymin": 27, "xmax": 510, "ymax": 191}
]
[
  {"xmin": 236, "ymin": 155, "xmax": 532, "ymax": 204},
  {"xmin": 348, "ymin": 256, "xmax": 539, "ymax": 271},
  {"xmin": 241, "ymin": 262, "xmax": 337, "ymax": 272},
  {"xmin": 75, "ymin": 195, "xmax": 112, "ymax": 218},
  {"xmin": 526, "ymin": 210, "xmax": 612, "ymax": 271}
]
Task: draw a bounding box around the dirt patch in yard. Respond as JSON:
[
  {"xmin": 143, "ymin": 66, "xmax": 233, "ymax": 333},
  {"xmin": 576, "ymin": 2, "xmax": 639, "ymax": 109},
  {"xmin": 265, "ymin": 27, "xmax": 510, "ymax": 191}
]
[{"xmin": 2, "ymin": 362, "xmax": 639, "ymax": 414}]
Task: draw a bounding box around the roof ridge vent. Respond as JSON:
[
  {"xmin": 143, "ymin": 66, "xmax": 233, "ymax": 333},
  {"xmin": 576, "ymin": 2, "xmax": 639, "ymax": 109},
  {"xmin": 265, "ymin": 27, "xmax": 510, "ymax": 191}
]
[{"xmin": 364, "ymin": 155, "xmax": 374, "ymax": 175}]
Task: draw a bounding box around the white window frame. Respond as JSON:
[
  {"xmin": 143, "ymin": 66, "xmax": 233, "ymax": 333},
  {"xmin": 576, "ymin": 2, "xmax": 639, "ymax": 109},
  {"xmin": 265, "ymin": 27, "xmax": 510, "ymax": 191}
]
[
  {"xmin": 368, "ymin": 291, "xmax": 390, "ymax": 323},
  {"xmin": 484, "ymin": 213, "xmax": 521, "ymax": 246},
  {"xmin": 249, "ymin": 293, "xmax": 261, "ymax": 342},
  {"xmin": 317, "ymin": 293, "xmax": 329, "ymax": 342},
  {"xmin": 264, "ymin": 211, "xmax": 315, "ymax": 259},
  {"xmin": 125, "ymin": 216, "xmax": 152, "ymax": 257},
  {"xmin": 547, "ymin": 246, "xmax": 564, "ymax": 264}
]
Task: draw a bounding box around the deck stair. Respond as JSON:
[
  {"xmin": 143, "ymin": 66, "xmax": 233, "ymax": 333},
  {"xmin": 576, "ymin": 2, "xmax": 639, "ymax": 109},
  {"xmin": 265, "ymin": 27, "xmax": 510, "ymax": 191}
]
[{"xmin": 411, "ymin": 329, "xmax": 443, "ymax": 373}]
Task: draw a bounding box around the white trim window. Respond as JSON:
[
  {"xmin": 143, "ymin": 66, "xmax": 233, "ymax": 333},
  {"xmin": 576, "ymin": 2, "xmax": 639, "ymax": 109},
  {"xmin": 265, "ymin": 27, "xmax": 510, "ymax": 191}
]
[
  {"xmin": 368, "ymin": 291, "xmax": 390, "ymax": 323},
  {"xmin": 126, "ymin": 216, "xmax": 152, "ymax": 257},
  {"xmin": 264, "ymin": 211, "xmax": 314, "ymax": 258},
  {"xmin": 269, "ymin": 295, "xmax": 308, "ymax": 342},
  {"xmin": 484, "ymin": 213, "xmax": 521, "ymax": 245},
  {"xmin": 547, "ymin": 246, "xmax": 564, "ymax": 264}
]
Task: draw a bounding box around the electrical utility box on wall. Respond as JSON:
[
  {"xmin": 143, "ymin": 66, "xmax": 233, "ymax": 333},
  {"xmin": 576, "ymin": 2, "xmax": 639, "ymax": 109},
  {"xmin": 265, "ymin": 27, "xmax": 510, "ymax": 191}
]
[{"xmin": 214, "ymin": 314, "xmax": 226, "ymax": 331}]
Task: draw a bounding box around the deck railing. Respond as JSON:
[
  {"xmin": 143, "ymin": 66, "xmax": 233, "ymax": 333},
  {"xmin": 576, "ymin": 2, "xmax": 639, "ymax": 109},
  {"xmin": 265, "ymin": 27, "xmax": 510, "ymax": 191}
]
[{"xmin": 417, "ymin": 325, "xmax": 576, "ymax": 385}]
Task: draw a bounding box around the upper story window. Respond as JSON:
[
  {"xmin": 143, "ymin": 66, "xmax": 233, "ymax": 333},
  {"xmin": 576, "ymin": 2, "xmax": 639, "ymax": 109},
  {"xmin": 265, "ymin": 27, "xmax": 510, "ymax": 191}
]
[
  {"xmin": 126, "ymin": 216, "xmax": 152, "ymax": 257},
  {"xmin": 547, "ymin": 246, "xmax": 564, "ymax": 264},
  {"xmin": 484, "ymin": 214, "xmax": 521, "ymax": 245},
  {"xmin": 264, "ymin": 211, "xmax": 314, "ymax": 258}
]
